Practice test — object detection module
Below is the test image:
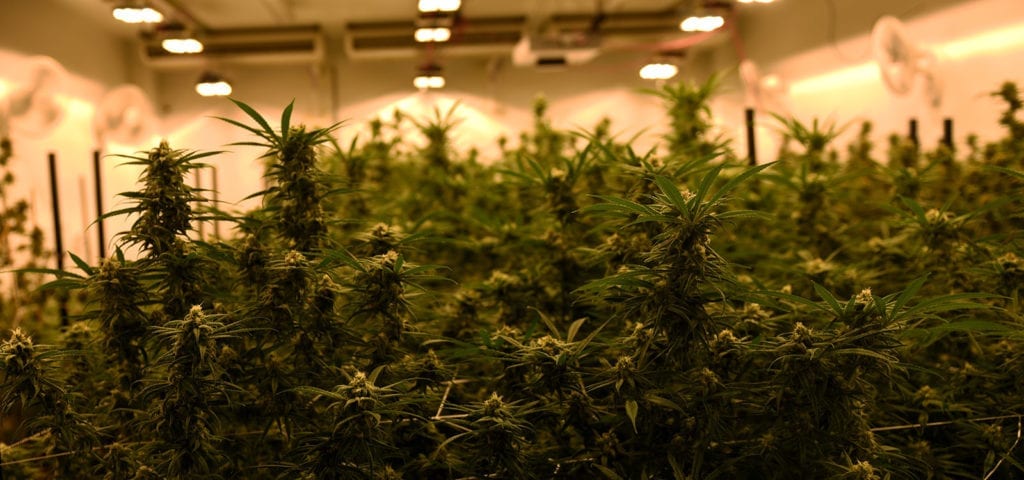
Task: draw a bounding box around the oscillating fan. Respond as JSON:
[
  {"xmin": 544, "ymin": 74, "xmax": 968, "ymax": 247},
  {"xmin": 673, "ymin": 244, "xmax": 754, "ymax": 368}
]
[
  {"xmin": 871, "ymin": 15, "xmax": 943, "ymax": 109},
  {"xmin": 739, "ymin": 59, "xmax": 789, "ymax": 114},
  {"xmin": 94, "ymin": 84, "xmax": 158, "ymax": 146},
  {"xmin": 0, "ymin": 55, "xmax": 68, "ymax": 138}
]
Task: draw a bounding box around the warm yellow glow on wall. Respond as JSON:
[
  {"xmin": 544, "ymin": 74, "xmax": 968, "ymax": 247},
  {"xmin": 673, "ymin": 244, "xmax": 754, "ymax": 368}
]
[
  {"xmin": 56, "ymin": 94, "xmax": 96, "ymax": 123},
  {"xmin": 789, "ymin": 21, "xmax": 1024, "ymax": 96},
  {"xmin": 938, "ymin": 22, "xmax": 1024, "ymax": 59},
  {"xmin": 789, "ymin": 63, "xmax": 879, "ymax": 96}
]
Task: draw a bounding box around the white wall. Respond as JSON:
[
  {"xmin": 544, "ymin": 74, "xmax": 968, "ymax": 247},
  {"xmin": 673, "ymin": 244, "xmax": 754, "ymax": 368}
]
[
  {"xmin": 712, "ymin": 0, "xmax": 1024, "ymax": 161},
  {"xmin": 0, "ymin": 0, "xmax": 150, "ymax": 267}
]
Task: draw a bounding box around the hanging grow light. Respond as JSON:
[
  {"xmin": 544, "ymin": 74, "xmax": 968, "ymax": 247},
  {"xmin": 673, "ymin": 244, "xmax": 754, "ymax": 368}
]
[
  {"xmin": 414, "ymin": 27, "xmax": 452, "ymax": 43},
  {"xmin": 162, "ymin": 38, "xmax": 204, "ymax": 53},
  {"xmin": 680, "ymin": 15, "xmax": 725, "ymax": 32},
  {"xmin": 640, "ymin": 62, "xmax": 679, "ymax": 80},
  {"xmin": 414, "ymin": 64, "xmax": 445, "ymax": 90},
  {"xmin": 418, "ymin": 0, "xmax": 461, "ymax": 13},
  {"xmin": 195, "ymin": 72, "xmax": 232, "ymax": 97},
  {"xmin": 112, "ymin": 3, "xmax": 164, "ymax": 24},
  {"xmin": 160, "ymin": 25, "xmax": 205, "ymax": 54}
]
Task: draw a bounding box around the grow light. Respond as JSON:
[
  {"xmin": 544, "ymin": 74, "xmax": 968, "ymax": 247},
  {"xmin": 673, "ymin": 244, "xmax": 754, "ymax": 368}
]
[
  {"xmin": 414, "ymin": 75, "xmax": 445, "ymax": 90},
  {"xmin": 639, "ymin": 62, "xmax": 679, "ymax": 80},
  {"xmin": 162, "ymin": 38, "xmax": 204, "ymax": 54},
  {"xmin": 112, "ymin": 5, "xmax": 164, "ymax": 24},
  {"xmin": 415, "ymin": 27, "xmax": 452, "ymax": 43},
  {"xmin": 418, "ymin": 0, "xmax": 461, "ymax": 12},
  {"xmin": 196, "ymin": 72, "xmax": 232, "ymax": 97},
  {"xmin": 680, "ymin": 15, "xmax": 725, "ymax": 32}
]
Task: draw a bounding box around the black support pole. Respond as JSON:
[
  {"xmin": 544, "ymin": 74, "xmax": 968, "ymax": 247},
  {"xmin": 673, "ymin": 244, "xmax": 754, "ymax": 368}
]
[
  {"xmin": 211, "ymin": 166, "xmax": 220, "ymax": 240},
  {"xmin": 745, "ymin": 108, "xmax": 757, "ymax": 166},
  {"xmin": 195, "ymin": 168, "xmax": 204, "ymax": 239},
  {"xmin": 908, "ymin": 118, "xmax": 919, "ymax": 148},
  {"xmin": 93, "ymin": 150, "xmax": 106, "ymax": 260},
  {"xmin": 48, "ymin": 153, "xmax": 68, "ymax": 326},
  {"xmin": 942, "ymin": 118, "xmax": 954, "ymax": 149}
]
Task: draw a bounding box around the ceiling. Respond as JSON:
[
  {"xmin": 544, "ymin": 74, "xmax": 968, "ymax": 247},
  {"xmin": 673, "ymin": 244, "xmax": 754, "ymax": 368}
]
[
  {"xmin": 69, "ymin": 0, "xmax": 687, "ymax": 35},
  {"xmin": 57, "ymin": 0, "xmax": 977, "ymax": 68},
  {"xmin": 179, "ymin": 0, "xmax": 685, "ymax": 29}
]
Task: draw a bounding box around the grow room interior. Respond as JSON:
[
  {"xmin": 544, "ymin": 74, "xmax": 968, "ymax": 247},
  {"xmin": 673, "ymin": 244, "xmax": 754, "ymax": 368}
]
[
  {"xmin": 0, "ymin": 0, "xmax": 1020, "ymax": 262},
  {"xmin": 5, "ymin": 1, "xmax": 1024, "ymax": 479}
]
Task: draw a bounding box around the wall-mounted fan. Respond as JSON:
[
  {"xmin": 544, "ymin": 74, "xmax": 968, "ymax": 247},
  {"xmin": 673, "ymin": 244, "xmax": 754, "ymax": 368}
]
[
  {"xmin": 739, "ymin": 59, "xmax": 789, "ymax": 114},
  {"xmin": 871, "ymin": 15, "xmax": 942, "ymax": 109},
  {"xmin": 94, "ymin": 84, "xmax": 158, "ymax": 147},
  {"xmin": 0, "ymin": 55, "xmax": 68, "ymax": 138}
]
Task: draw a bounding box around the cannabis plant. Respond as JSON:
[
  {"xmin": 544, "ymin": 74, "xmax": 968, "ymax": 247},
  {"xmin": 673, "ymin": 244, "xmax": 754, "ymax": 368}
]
[{"xmin": 4, "ymin": 77, "xmax": 1024, "ymax": 480}]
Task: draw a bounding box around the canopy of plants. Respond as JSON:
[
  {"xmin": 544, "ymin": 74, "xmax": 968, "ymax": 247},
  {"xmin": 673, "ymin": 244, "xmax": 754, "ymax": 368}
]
[{"xmin": 2, "ymin": 79, "xmax": 1024, "ymax": 480}]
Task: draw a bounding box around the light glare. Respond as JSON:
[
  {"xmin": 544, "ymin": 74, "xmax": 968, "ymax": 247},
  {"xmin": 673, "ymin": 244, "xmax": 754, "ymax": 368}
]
[
  {"xmin": 112, "ymin": 6, "xmax": 164, "ymax": 24},
  {"xmin": 162, "ymin": 38, "xmax": 204, "ymax": 54},
  {"xmin": 418, "ymin": 0, "xmax": 461, "ymax": 12},
  {"xmin": 196, "ymin": 81, "xmax": 232, "ymax": 97},
  {"xmin": 414, "ymin": 75, "xmax": 445, "ymax": 89},
  {"xmin": 639, "ymin": 63, "xmax": 679, "ymax": 80},
  {"xmin": 414, "ymin": 27, "xmax": 451, "ymax": 43},
  {"xmin": 680, "ymin": 15, "xmax": 725, "ymax": 32}
]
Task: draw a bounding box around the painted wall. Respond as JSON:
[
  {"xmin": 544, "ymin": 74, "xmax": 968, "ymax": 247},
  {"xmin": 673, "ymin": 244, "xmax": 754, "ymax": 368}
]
[
  {"xmin": 711, "ymin": 0, "xmax": 1024, "ymax": 161},
  {"xmin": 0, "ymin": 0, "xmax": 155, "ymax": 268}
]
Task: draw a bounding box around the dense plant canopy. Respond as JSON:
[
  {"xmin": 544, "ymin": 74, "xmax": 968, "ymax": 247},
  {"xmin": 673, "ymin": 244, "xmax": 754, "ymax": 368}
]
[{"xmin": 2, "ymin": 79, "xmax": 1024, "ymax": 479}]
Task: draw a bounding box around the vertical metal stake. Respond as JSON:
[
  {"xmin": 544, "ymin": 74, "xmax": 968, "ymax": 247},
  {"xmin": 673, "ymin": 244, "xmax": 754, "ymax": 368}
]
[
  {"xmin": 908, "ymin": 118, "xmax": 919, "ymax": 148},
  {"xmin": 48, "ymin": 153, "xmax": 68, "ymax": 326},
  {"xmin": 745, "ymin": 108, "xmax": 757, "ymax": 166},
  {"xmin": 942, "ymin": 118, "xmax": 954, "ymax": 149},
  {"xmin": 211, "ymin": 166, "xmax": 220, "ymax": 240},
  {"xmin": 93, "ymin": 150, "xmax": 106, "ymax": 259},
  {"xmin": 194, "ymin": 168, "xmax": 205, "ymax": 239}
]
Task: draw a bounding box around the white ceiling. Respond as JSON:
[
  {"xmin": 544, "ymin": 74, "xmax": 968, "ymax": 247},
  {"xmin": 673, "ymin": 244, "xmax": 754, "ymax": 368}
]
[
  {"xmin": 68, "ymin": 0, "xmax": 686, "ymax": 34},
  {"xmin": 57, "ymin": 0, "xmax": 978, "ymax": 65}
]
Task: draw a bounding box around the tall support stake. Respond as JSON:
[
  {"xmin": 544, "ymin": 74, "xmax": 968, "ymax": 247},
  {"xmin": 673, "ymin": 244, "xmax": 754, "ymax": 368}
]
[
  {"xmin": 48, "ymin": 153, "xmax": 68, "ymax": 326},
  {"xmin": 194, "ymin": 168, "xmax": 205, "ymax": 239},
  {"xmin": 745, "ymin": 108, "xmax": 757, "ymax": 166},
  {"xmin": 942, "ymin": 118, "xmax": 954, "ymax": 149},
  {"xmin": 211, "ymin": 166, "xmax": 220, "ymax": 240},
  {"xmin": 908, "ymin": 118, "xmax": 919, "ymax": 148},
  {"xmin": 93, "ymin": 150, "xmax": 106, "ymax": 259}
]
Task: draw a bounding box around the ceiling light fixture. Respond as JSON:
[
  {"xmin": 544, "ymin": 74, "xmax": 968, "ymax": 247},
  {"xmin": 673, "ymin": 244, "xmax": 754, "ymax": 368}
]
[
  {"xmin": 640, "ymin": 62, "xmax": 680, "ymax": 80},
  {"xmin": 418, "ymin": 0, "xmax": 461, "ymax": 13},
  {"xmin": 680, "ymin": 15, "xmax": 725, "ymax": 32},
  {"xmin": 195, "ymin": 72, "xmax": 232, "ymax": 97},
  {"xmin": 414, "ymin": 64, "xmax": 445, "ymax": 90},
  {"xmin": 414, "ymin": 26, "xmax": 452, "ymax": 43},
  {"xmin": 162, "ymin": 37, "xmax": 204, "ymax": 53},
  {"xmin": 160, "ymin": 25, "xmax": 205, "ymax": 54},
  {"xmin": 112, "ymin": 3, "xmax": 164, "ymax": 24}
]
